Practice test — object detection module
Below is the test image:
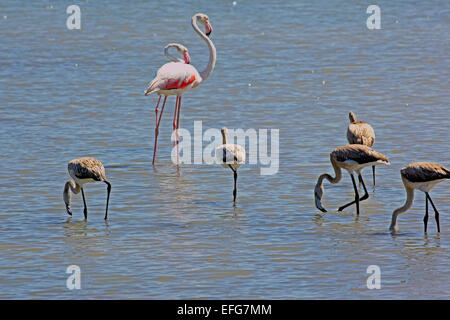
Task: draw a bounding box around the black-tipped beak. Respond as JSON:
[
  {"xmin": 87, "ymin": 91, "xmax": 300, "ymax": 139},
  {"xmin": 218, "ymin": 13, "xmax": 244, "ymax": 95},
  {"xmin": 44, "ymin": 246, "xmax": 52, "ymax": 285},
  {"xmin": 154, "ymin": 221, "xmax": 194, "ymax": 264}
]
[
  {"xmin": 205, "ymin": 22, "xmax": 213, "ymax": 37},
  {"xmin": 66, "ymin": 205, "xmax": 72, "ymax": 216}
]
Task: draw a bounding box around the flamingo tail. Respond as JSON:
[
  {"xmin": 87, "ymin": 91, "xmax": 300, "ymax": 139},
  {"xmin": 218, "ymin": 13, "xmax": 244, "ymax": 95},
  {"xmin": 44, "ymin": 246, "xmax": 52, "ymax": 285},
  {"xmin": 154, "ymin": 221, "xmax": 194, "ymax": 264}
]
[{"xmin": 144, "ymin": 78, "xmax": 161, "ymax": 96}]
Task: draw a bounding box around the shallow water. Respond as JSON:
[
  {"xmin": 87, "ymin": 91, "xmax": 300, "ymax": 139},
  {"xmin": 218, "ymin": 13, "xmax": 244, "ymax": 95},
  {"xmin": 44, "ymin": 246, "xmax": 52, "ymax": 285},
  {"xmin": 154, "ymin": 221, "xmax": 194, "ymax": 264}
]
[{"xmin": 0, "ymin": 0, "xmax": 449, "ymax": 299}]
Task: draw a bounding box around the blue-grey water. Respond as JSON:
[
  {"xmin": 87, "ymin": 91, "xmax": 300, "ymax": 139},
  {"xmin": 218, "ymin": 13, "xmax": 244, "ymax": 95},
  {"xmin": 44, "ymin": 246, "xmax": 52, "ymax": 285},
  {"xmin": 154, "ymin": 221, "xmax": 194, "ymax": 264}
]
[{"xmin": 0, "ymin": 0, "xmax": 449, "ymax": 299}]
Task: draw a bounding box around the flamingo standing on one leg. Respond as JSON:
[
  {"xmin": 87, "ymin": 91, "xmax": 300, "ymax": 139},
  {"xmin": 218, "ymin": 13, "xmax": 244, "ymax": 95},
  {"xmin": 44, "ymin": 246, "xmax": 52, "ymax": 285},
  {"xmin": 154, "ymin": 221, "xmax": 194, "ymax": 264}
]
[
  {"xmin": 389, "ymin": 162, "xmax": 450, "ymax": 233},
  {"xmin": 63, "ymin": 157, "xmax": 112, "ymax": 220},
  {"xmin": 314, "ymin": 144, "xmax": 389, "ymax": 215},
  {"xmin": 216, "ymin": 127, "xmax": 246, "ymax": 203},
  {"xmin": 145, "ymin": 13, "xmax": 216, "ymax": 165},
  {"xmin": 346, "ymin": 112, "xmax": 376, "ymax": 185}
]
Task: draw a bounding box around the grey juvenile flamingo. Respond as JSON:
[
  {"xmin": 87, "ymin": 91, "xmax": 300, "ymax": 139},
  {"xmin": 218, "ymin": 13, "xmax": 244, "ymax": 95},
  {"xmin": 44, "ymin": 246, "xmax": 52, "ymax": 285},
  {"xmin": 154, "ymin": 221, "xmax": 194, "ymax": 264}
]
[
  {"xmin": 215, "ymin": 127, "xmax": 246, "ymax": 203},
  {"xmin": 314, "ymin": 144, "xmax": 389, "ymax": 215},
  {"xmin": 63, "ymin": 157, "xmax": 111, "ymax": 220},
  {"xmin": 389, "ymin": 162, "xmax": 450, "ymax": 233},
  {"xmin": 346, "ymin": 112, "xmax": 376, "ymax": 185}
]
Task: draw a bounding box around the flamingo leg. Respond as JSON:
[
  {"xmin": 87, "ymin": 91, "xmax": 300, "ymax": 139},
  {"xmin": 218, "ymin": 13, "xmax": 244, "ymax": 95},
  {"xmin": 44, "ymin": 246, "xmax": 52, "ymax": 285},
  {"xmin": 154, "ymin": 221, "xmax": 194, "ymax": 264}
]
[
  {"xmin": 338, "ymin": 174, "xmax": 370, "ymax": 213},
  {"xmin": 81, "ymin": 188, "xmax": 88, "ymax": 219},
  {"xmin": 338, "ymin": 174, "xmax": 360, "ymax": 215},
  {"xmin": 233, "ymin": 171, "xmax": 237, "ymax": 202},
  {"xmin": 424, "ymin": 194, "xmax": 429, "ymax": 233},
  {"xmin": 372, "ymin": 166, "xmax": 376, "ymax": 186},
  {"xmin": 176, "ymin": 96, "xmax": 182, "ymax": 164},
  {"xmin": 358, "ymin": 174, "xmax": 369, "ymax": 201},
  {"xmin": 172, "ymin": 96, "xmax": 179, "ymax": 148},
  {"xmin": 152, "ymin": 96, "xmax": 167, "ymax": 165},
  {"xmin": 426, "ymin": 193, "xmax": 440, "ymax": 233},
  {"xmin": 155, "ymin": 95, "xmax": 161, "ymax": 127},
  {"xmin": 104, "ymin": 181, "xmax": 111, "ymax": 220},
  {"xmin": 228, "ymin": 165, "xmax": 237, "ymax": 202}
]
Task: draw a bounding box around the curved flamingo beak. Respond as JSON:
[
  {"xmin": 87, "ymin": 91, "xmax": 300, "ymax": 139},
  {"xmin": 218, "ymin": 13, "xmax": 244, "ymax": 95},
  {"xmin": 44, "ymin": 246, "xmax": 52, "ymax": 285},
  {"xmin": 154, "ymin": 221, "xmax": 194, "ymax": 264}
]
[
  {"xmin": 184, "ymin": 51, "xmax": 191, "ymax": 64},
  {"xmin": 205, "ymin": 21, "xmax": 213, "ymax": 37}
]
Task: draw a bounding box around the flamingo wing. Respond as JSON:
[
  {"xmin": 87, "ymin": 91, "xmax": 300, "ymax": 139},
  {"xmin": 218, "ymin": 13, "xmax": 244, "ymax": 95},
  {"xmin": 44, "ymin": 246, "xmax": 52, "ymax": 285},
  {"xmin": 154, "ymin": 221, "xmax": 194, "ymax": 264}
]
[
  {"xmin": 216, "ymin": 144, "xmax": 246, "ymax": 164},
  {"xmin": 145, "ymin": 62, "xmax": 200, "ymax": 96},
  {"xmin": 401, "ymin": 162, "xmax": 450, "ymax": 183},
  {"xmin": 347, "ymin": 122, "xmax": 375, "ymax": 146}
]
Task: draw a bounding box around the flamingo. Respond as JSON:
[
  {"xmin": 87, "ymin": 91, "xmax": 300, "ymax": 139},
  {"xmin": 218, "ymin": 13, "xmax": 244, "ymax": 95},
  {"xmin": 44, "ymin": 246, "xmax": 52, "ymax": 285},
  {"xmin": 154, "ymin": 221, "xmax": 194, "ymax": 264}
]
[
  {"xmin": 389, "ymin": 162, "xmax": 450, "ymax": 233},
  {"xmin": 215, "ymin": 127, "xmax": 246, "ymax": 203},
  {"xmin": 145, "ymin": 13, "xmax": 216, "ymax": 165},
  {"xmin": 314, "ymin": 144, "xmax": 390, "ymax": 215},
  {"xmin": 346, "ymin": 112, "xmax": 376, "ymax": 185},
  {"xmin": 63, "ymin": 157, "xmax": 112, "ymax": 220},
  {"xmin": 163, "ymin": 43, "xmax": 191, "ymax": 149}
]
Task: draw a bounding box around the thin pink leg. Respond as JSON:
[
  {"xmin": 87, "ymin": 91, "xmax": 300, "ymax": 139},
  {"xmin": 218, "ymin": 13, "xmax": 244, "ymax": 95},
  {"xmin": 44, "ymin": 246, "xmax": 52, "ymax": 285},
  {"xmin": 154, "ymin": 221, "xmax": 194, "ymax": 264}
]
[
  {"xmin": 172, "ymin": 96, "xmax": 179, "ymax": 148},
  {"xmin": 152, "ymin": 96, "xmax": 167, "ymax": 165},
  {"xmin": 155, "ymin": 95, "xmax": 161, "ymax": 126},
  {"xmin": 176, "ymin": 96, "xmax": 182, "ymax": 164}
]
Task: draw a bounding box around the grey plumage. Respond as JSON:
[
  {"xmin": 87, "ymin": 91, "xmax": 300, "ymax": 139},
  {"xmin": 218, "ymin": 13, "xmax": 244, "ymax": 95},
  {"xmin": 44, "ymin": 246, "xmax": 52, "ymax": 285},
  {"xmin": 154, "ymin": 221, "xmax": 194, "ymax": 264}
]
[
  {"xmin": 401, "ymin": 162, "xmax": 450, "ymax": 183},
  {"xmin": 68, "ymin": 157, "xmax": 107, "ymax": 182},
  {"xmin": 332, "ymin": 144, "xmax": 388, "ymax": 165},
  {"xmin": 346, "ymin": 112, "xmax": 375, "ymax": 147},
  {"xmin": 346, "ymin": 112, "xmax": 377, "ymax": 185}
]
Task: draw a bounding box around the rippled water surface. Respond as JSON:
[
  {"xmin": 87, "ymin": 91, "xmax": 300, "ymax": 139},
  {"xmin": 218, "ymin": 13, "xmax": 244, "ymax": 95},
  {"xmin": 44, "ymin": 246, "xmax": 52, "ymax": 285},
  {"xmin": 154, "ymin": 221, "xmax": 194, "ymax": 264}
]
[{"xmin": 0, "ymin": 1, "xmax": 449, "ymax": 299}]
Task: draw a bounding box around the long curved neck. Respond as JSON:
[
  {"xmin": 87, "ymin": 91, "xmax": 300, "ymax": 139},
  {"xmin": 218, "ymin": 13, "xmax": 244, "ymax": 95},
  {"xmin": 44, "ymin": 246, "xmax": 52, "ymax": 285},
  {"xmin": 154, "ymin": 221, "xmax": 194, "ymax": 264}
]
[
  {"xmin": 192, "ymin": 15, "xmax": 216, "ymax": 82},
  {"xmin": 63, "ymin": 180, "xmax": 81, "ymax": 205},
  {"xmin": 390, "ymin": 184, "xmax": 414, "ymax": 230},
  {"xmin": 164, "ymin": 47, "xmax": 183, "ymax": 63},
  {"xmin": 314, "ymin": 156, "xmax": 342, "ymax": 211},
  {"xmin": 319, "ymin": 156, "xmax": 342, "ymax": 185},
  {"xmin": 66, "ymin": 180, "xmax": 81, "ymax": 193}
]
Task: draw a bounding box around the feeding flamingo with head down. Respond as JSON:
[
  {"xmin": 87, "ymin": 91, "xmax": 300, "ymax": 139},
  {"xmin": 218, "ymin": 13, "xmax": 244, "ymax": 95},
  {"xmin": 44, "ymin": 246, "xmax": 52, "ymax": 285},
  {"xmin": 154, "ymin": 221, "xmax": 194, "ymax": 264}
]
[
  {"xmin": 63, "ymin": 157, "xmax": 112, "ymax": 220},
  {"xmin": 389, "ymin": 162, "xmax": 449, "ymax": 233},
  {"xmin": 314, "ymin": 144, "xmax": 390, "ymax": 215},
  {"xmin": 145, "ymin": 13, "xmax": 216, "ymax": 165}
]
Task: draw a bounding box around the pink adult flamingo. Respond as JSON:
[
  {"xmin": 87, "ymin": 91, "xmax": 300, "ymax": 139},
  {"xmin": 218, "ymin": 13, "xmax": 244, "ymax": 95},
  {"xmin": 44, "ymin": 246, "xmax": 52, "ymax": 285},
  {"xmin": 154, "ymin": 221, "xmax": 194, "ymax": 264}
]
[
  {"xmin": 164, "ymin": 43, "xmax": 191, "ymax": 150},
  {"xmin": 145, "ymin": 13, "xmax": 216, "ymax": 165}
]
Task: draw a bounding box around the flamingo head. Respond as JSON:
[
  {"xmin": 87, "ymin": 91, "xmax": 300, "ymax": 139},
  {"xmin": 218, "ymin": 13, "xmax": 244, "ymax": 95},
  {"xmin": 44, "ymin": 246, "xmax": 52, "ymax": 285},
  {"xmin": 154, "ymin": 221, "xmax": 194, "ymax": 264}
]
[
  {"xmin": 314, "ymin": 181, "xmax": 327, "ymax": 213},
  {"xmin": 221, "ymin": 127, "xmax": 229, "ymax": 144},
  {"xmin": 174, "ymin": 44, "xmax": 190, "ymax": 64},
  {"xmin": 183, "ymin": 48, "xmax": 191, "ymax": 64},
  {"xmin": 165, "ymin": 43, "xmax": 191, "ymax": 64},
  {"xmin": 221, "ymin": 127, "xmax": 228, "ymax": 136},
  {"xmin": 197, "ymin": 13, "xmax": 213, "ymax": 37}
]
